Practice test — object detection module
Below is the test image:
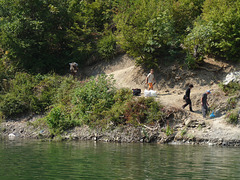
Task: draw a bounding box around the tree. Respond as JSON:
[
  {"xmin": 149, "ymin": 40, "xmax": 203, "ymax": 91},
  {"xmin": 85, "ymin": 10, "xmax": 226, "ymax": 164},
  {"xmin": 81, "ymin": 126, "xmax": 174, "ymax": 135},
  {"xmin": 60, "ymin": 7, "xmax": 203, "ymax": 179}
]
[
  {"xmin": 114, "ymin": 0, "xmax": 178, "ymax": 67},
  {"xmin": 184, "ymin": 0, "xmax": 240, "ymax": 61},
  {"xmin": 0, "ymin": 0, "xmax": 72, "ymax": 73}
]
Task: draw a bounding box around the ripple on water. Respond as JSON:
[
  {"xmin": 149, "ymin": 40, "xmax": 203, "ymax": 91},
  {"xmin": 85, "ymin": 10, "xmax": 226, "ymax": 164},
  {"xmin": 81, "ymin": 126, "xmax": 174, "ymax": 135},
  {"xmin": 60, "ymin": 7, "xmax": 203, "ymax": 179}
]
[{"xmin": 0, "ymin": 140, "xmax": 240, "ymax": 179}]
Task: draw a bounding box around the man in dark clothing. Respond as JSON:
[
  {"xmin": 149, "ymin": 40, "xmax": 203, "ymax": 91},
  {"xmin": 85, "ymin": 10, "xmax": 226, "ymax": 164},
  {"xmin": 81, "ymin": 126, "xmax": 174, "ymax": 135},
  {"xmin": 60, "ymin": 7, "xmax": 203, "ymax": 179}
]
[
  {"xmin": 201, "ymin": 90, "xmax": 211, "ymax": 118},
  {"xmin": 182, "ymin": 84, "xmax": 194, "ymax": 112}
]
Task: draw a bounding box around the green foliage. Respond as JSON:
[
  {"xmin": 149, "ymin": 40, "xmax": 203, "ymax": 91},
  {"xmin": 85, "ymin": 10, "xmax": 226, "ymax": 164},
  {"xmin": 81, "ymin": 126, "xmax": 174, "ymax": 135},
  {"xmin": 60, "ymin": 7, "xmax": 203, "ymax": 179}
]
[
  {"xmin": 97, "ymin": 32, "xmax": 116, "ymax": 60},
  {"xmin": 115, "ymin": 0, "xmax": 179, "ymax": 67},
  {"xmin": 172, "ymin": 0, "xmax": 205, "ymax": 36},
  {"xmin": 71, "ymin": 74, "xmax": 116, "ymax": 124},
  {"xmin": 165, "ymin": 125, "xmax": 174, "ymax": 136},
  {"xmin": 226, "ymin": 110, "xmax": 239, "ymax": 125},
  {"xmin": 106, "ymin": 88, "xmax": 133, "ymax": 125},
  {"xmin": 0, "ymin": 0, "xmax": 118, "ymax": 73},
  {"xmin": 54, "ymin": 75, "xmax": 78, "ymax": 105},
  {"xmin": 0, "ymin": 72, "xmax": 66, "ymax": 117},
  {"xmin": 0, "ymin": 72, "xmax": 36, "ymax": 117},
  {"xmin": 0, "ymin": 57, "xmax": 16, "ymax": 93},
  {"xmin": 0, "ymin": 0, "xmax": 71, "ymax": 73},
  {"xmin": 66, "ymin": 0, "xmax": 118, "ymax": 64},
  {"xmin": 1, "ymin": 0, "xmax": 239, "ymax": 73},
  {"xmin": 227, "ymin": 97, "xmax": 238, "ymax": 110},
  {"xmin": 46, "ymin": 105, "xmax": 78, "ymax": 135},
  {"xmin": 185, "ymin": 53, "xmax": 197, "ymax": 69},
  {"xmin": 201, "ymin": 0, "xmax": 240, "ymax": 60},
  {"xmin": 185, "ymin": 0, "xmax": 240, "ymax": 61},
  {"xmin": 180, "ymin": 128, "xmax": 187, "ymax": 137},
  {"xmin": 219, "ymin": 82, "xmax": 240, "ymax": 96},
  {"xmin": 124, "ymin": 97, "xmax": 165, "ymax": 125},
  {"xmin": 184, "ymin": 20, "xmax": 214, "ymax": 61},
  {"xmin": 0, "ymin": 70, "xmax": 167, "ymax": 134}
]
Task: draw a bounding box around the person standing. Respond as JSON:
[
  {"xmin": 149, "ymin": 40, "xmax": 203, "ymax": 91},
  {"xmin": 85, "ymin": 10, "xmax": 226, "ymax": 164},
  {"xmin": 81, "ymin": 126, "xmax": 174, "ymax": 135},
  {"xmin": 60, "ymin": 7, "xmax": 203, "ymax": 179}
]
[
  {"xmin": 146, "ymin": 69, "xmax": 156, "ymax": 90},
  {"xmin": 182, "ymin": 84, "xmax": 194, "ymax": 112},
  {"xmin": 69, "ymin": 62, "xmax": 78, "ymax": 77},
  {"xmin": 201, "ymin": 90, "xmax": 211, "ymax": 118}
]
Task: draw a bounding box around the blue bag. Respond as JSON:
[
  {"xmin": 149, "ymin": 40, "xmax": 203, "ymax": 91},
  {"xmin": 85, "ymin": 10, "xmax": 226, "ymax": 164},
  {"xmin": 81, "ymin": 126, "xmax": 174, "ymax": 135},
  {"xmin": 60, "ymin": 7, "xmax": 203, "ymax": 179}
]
[{"xmin": 210, "ymin": 111, "xmax": 215, "ymax": 118}]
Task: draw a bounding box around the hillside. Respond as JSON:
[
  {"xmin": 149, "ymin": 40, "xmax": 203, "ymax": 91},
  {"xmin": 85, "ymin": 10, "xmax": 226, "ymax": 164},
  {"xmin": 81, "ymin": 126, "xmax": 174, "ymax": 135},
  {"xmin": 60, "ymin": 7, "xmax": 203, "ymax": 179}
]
[
  {"xmin": 82, "ymin": 54, "xmax": 240, "ymax": 145},
  {"xmin": 1, "ymin": 54, "xmax": 239, "ymax": 146}
]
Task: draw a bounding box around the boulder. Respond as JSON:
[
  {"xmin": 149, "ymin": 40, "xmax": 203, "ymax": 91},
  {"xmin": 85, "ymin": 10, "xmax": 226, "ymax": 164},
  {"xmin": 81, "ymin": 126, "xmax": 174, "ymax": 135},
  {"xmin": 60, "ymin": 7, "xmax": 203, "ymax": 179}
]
[{"xmin": 223, "ymin": 71, "xmax": 240, "ymax": 85}]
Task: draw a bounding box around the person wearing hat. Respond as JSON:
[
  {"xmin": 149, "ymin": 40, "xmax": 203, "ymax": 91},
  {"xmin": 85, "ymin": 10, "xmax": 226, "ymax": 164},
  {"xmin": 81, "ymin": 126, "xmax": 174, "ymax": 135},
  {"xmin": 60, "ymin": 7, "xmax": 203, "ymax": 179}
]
[
  {"xmin": 182, "ymin": 84, "xmax": 194, "ymax": 112},
  {"xmin": 201, "ymin": 90, "xmax": 211, "ymax": 118}
]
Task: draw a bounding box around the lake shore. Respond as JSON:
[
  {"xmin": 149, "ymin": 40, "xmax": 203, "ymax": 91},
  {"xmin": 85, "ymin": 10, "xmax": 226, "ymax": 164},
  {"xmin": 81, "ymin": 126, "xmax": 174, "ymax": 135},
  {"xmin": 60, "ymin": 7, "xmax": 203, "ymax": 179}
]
[{"xmin": 1, "ymin": 114, "xmax": 240, "ymax": 147}]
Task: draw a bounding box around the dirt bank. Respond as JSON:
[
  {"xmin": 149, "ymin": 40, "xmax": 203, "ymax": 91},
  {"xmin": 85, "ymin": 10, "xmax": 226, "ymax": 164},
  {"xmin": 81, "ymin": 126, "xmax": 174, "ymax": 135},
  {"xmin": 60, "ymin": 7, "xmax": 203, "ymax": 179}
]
[{"xmin": 1, "ymin": 54, "xmax": 240, "ymax": 146}]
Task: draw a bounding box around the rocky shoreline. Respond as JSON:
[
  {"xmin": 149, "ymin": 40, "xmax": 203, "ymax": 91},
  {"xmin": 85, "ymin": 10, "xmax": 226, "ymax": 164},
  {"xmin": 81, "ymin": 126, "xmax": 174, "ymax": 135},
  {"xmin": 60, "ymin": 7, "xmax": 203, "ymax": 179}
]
[{"xmin": 1, "ymin": 115, "xmax": 240, "ymax": 147}]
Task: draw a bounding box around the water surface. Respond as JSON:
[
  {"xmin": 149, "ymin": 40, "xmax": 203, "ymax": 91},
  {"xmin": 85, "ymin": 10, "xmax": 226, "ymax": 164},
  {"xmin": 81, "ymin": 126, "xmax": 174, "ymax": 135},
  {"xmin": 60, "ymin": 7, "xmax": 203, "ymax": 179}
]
[{"xmin": 0, "ymin": 140, "xmax": 240, "ymax": 179}]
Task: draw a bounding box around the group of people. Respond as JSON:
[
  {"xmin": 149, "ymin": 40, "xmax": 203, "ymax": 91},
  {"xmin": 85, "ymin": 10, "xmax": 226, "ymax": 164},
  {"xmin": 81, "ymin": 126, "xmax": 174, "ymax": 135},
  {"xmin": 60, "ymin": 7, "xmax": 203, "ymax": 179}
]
[
  {"xmin": 146, "ymin": 69, "xmax": 211, "ymax": 118},
  {"xmin": 182, "ymin": 84, "xmax": 211, "ymax": 118}
]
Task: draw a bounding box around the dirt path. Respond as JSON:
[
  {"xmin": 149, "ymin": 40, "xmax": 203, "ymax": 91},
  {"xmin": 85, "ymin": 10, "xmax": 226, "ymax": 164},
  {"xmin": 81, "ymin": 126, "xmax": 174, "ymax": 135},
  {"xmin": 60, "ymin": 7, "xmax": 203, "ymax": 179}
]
[{"xmin": 83, "ymin": 54, "xmax": 240, "ymax": 144}]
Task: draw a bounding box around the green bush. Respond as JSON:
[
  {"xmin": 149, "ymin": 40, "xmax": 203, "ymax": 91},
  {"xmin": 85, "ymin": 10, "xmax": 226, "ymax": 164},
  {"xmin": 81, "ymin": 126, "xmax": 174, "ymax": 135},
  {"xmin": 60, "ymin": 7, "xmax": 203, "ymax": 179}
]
[
  {"xmin": 46, "ymin": 105, "xmax": 78, "ymax": 135},
  {"xmin": 71, "ymin": 74, "xmax": 116, "ymax": 124},
  {"xmin": 124, "ymin": 97, "xmax": 165, "ymax": 125},
  {"xmin": 105, "ymin": 88, "xmax": 133, "ymax": 125},
  {"xmin": 54, "ymin": 76, "xmax": 78, "ymax": 105},
  {"xmin": 185, "ymin": 0, "xmax": 240, "ymax": 61},
  {"xmin": 115, "ymin": 0, "xmax": 179, "ymax": 67},
  {"xmin": 0, "ymin": 72, "xmax": 36, "ymax": 117},
  {"xmin": 185, "ymin": 53, "xmax": 197, "ymax": 69},
  {"xmin": 172, "ymin": 0, "xmax": 205, "ymax": 36},
  {"xmin": 219, "ymin": 82, "xmax": 240, "ymax": 96},
  {"xmin": 184, "ymin": 20, "xmax": 214, "ymax": 62},
  {"xmin": 31, "ymin": 74, "xmax": 62, "ymax": 113},
  {"xmin": 227, "ymin": 97, "xmax": 238, "ymax": 110},
  {"xmin": 97, "ymin": 32, "xmax": 116, "ymax": 60},
  {"xmin": 0, "ymin": 72, "xmax": 64, "ymax": 117},
  {"xmin": 226, "ymin": 110, "xmax": 239, "ymax": 125},
  {"xmin": 0, "ymin": 93, "xmax": 29, "ymax": 117}
]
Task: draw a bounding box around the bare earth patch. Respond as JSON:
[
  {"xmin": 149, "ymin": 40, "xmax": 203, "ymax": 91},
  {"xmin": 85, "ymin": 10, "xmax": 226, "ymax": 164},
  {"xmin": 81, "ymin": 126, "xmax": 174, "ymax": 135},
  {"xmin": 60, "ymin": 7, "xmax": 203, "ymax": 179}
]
[{"xmin": 83, "ymin": 54, "xmax": 240, "ymax": 145}]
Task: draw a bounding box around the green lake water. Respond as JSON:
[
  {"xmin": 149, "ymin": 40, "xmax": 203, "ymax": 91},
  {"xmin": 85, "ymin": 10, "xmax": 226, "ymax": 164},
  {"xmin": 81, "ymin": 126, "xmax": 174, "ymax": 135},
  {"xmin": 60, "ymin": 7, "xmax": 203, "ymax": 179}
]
[{"xmin": 0, "ymin": 140, "xmax": 240, "ymax": 180}]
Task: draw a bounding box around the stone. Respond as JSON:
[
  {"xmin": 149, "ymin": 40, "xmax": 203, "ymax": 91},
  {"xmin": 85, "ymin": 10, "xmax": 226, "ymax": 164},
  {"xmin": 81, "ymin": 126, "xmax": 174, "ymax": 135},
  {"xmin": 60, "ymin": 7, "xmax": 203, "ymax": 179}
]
[
  {"xmin": 185, "ymin": 119, "xmax": 199, "ymax": 128},
  {"xmin": 8, "ymin": 133, "xmax": 16, "ymax": 140},
  {"xmin": 223, "ymin": 71, "xmax": 240, "ymax": 85}
]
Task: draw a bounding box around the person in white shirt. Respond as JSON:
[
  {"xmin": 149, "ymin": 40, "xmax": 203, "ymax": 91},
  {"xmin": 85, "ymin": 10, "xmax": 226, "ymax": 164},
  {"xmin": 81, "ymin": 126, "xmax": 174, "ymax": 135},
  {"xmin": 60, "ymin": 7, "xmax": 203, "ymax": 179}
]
[{"xmin": 146, "ymin": 69, "xmax": 156, "ymax": 90}]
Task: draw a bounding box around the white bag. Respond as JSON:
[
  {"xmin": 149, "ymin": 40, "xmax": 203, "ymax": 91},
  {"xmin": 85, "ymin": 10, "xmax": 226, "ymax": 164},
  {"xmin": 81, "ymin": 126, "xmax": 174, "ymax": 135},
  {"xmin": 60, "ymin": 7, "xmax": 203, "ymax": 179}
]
[
  {"xmin": 144, "ymin": 90, "xmax": 157, "ymax": 97},
  {"xmin": 150, "ymin": 90, "xmax": 157, "ymax": 97}
]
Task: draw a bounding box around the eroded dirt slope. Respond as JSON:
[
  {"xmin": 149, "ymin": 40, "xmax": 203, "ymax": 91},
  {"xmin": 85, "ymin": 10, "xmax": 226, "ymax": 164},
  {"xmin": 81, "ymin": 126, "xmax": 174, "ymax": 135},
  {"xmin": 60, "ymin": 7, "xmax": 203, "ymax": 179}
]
[{"xmin": 83, "ymin": 54, "xmax": 240, "ymax": 143}]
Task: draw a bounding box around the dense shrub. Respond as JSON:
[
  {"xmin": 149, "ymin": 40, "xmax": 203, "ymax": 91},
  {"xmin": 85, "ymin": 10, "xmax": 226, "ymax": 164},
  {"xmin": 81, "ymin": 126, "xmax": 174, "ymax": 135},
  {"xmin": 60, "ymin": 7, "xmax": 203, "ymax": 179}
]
[
  {"xmin": 124, "ymin": 97, "xmax": 165, "ymax": 126},
  {"xmin": 226, "ymin": 110, "xmax": 239, "ymax": 125},
  {"xmin": 46, "ymin": 105, "xmax": 79, "ymax": 135},
  {"xmin": 219, "ymin": 82, "xmax": 240, "ymax": 96},
  {"xmin": 71, "ymin": 74, "xmax": 116, "ymax": 124},
  {"xmin": 184, "ymin": 20, "xmax": 214, "ymax": 62},
  {"xmin": 53, "ymin": 76, "xmax": 78, "ymax": 105},
  {"xmin": 115, "ymin": 0, "xmax": 179, "ymax": 67},
  {"xmin": 0, "ymin": 72, "xmax": 37, "ymax": 116},
  {"xmin": 185, "ymin": 0, "xmax": 240, "ymax": 61},
  {"xmin": 227, "ymin": 97, "xmax": 238, "ymax": 110},
  {"xmin": 105, "ymin": 88, "xmax": 133, "ymax": 125},
  {"xmin": 0, "ymin": 0, "xmax": 118, "ymax": 73},
  {"xmin": 97, "ymin": 32, "xmax": 116, "ymax": 60},
  {"xmin": 0, "ymin": 71, "xmax": 166, "ymax": 134},
  {"xmin": 0, "ymin": 72, "xmax": 67, "ymax": 117},
  {"xmin": 172, "ymin": 0, "xmax": 205, "ymax": 36},
  {"xmin": 1, "ymin": 0, "xmax": 239, "ymax": 72}
]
